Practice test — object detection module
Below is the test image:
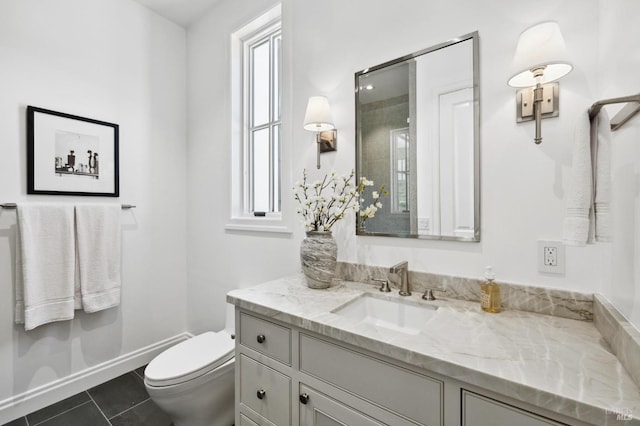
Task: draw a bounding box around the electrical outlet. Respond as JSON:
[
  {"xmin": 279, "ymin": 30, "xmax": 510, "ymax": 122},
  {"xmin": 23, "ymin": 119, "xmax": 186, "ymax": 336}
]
[
  {"xmin": 544, "ymin": 246, "xmax": 557, "ymax": 266},
  {"xmin": 538, "ymin": 240, "xmax": 565, "ymax": 274}
]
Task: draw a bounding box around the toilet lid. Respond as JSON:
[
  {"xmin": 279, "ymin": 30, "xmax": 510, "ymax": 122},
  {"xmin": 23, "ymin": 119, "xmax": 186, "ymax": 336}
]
[{"xmin": 145, "ymin": 331, "xmax": 235, "ymax": 387}]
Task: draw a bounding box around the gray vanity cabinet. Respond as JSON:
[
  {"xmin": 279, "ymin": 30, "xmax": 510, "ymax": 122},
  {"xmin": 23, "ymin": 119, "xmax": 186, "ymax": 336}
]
[
  {"xmin": 235, "ymin": 310, "xmax": 437, "ymax": 425},
  {"xmin": 234, "ymin": 308, "xmax": 583, "ymax": 426}
]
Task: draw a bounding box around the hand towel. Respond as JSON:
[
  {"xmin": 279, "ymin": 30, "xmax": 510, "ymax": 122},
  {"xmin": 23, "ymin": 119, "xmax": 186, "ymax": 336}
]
[
  {"xmin": 75, "ymin": 204, "xmax": 122, "ymax": 313},
  {"xmin": 15, "ymin": 204, "xmax": 76, "ymax": 330},
  {"xmin": 563, "ymin": 111, "xmax": 593, "ymax": 246},
  {"xmin": 594, "ymin": 109, "xmax": 612, "ymax": 242}
]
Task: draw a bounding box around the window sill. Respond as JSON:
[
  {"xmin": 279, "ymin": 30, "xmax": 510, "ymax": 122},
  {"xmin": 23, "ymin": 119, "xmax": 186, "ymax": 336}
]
[{"xmin": 225, "ymin": 215, "xmax": 293, "ymax": 235}]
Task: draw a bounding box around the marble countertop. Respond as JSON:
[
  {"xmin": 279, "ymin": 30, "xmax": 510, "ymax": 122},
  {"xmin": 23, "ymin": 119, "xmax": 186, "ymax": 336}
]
[{"xmin": 227, "ymin": 275, "xmax": 640, "ymax": 425}]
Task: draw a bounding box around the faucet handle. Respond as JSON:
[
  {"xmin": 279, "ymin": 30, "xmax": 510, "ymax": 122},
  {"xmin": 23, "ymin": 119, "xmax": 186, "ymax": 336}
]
[
  {"xmin": 421, "ymin": 287, "xmax": 446, "ymax": 301},
  {"xmin": 372, "ymin": 278, "xmax": 391, "ymax": 293}
]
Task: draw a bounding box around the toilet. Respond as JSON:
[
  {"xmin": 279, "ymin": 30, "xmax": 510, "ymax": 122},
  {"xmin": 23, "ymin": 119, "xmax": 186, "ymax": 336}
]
[{"xmin": 144, "ymin": 306, "xmax": 236, "ymax": 426}]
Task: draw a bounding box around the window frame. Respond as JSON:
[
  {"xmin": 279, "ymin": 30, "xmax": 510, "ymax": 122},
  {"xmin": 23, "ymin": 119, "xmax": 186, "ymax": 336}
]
[
  {"xmin": 227, "ymin": 4, "xmax": 291, "ymax": 234},
  {"xmin": 245, "ymin": 27, "xmax": 281, "ymax": 214}
]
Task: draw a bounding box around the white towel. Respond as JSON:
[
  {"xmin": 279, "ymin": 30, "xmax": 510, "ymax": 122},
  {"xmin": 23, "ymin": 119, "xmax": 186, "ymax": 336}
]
[
  {"xmin": 594, "ymin": 109, "xmax": 612, "ymax": 242},
  {"xmin": 75, "ymin": 204, "xmax": 122, "ymax": 313},
  {"xmin": 563, "ymin": 111, "xmax": 593, "ymax": 246},
  {"xmin": 15, "ymin": 204, "xmax": 76, "ymax": 330}
]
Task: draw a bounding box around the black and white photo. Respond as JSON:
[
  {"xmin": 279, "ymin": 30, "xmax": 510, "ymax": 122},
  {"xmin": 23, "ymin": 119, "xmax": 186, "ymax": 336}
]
[{"xmin": 27, "ymin": 106, "xmax": 119, "ymax": 196}]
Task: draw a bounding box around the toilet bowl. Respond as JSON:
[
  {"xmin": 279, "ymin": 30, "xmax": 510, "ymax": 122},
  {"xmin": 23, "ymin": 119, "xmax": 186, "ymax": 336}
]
[{"xmin": 144, "ymin": 329, "xmax": 236, "ymax": 426}]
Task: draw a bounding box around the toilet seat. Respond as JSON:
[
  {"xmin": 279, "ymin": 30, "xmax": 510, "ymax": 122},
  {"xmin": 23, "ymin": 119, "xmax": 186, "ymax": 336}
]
[{"xmin": 145, "ymin": 331, "xmax": 235, "ymax": 387}]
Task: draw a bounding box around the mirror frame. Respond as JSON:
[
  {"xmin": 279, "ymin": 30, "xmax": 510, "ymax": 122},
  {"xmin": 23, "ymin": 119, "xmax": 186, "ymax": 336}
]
[{"xmin": 355, "ymin": 31, "xmax": 480, "ymax": 241}]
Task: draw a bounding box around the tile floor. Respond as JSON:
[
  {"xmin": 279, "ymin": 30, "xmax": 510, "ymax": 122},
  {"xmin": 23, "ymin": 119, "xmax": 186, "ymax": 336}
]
[{"xmin": 3, "ymin": 366, "xmax": 173, "ymax": 426}]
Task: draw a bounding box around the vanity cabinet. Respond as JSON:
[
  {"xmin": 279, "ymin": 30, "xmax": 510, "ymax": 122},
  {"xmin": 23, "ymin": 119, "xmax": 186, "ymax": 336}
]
[
  {"xmin": 235, "ymin": 311, "xmax": 434, "ymax": 425},
  {"xmin": 234, "ymin": 309, "xmax": 583, "ymax": 426}
]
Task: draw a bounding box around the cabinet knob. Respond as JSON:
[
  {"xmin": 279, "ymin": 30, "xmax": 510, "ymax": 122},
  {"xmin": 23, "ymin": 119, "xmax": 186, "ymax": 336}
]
[
  {"xmin": 256, "ymin": 334, "xmax": 266, "ymax": 344},
  {"xmin": 299, "ymin": 393, "xmax": 310, "ymax": 404},
  {"xmin": 257, "ymin": 389, "xmax": 266, "ymax": 400}
]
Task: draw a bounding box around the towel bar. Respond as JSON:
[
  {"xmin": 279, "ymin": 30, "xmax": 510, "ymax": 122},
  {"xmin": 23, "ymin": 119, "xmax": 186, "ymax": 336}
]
[
  {"xmin": 589, "ymin": 93, "xmax": 640, "ymax": 131},
  {"xmin": 1, "ymin": 203, "xmax": 136, "ymax": 209}
]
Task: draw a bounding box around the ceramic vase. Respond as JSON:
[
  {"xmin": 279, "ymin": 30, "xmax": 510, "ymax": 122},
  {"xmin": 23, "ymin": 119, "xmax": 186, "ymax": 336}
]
[{"xmin": 300, "ymin": 231, "xmax": 337, "ymax": 289}]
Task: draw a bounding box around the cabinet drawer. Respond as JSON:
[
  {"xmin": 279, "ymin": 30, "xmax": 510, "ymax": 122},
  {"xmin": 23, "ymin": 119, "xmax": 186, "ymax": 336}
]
[
  {"xmin": 239, "ymin": 354, "xmax": 291, "ymax": 426},
  {"xmin": 240, "ymin": 312, "xmax": 291, "ymax": 365},
  {"xmin": 462, "ymin": 390, "xmax": 567, "ymax": 426},
  {"xmin": 300, "ymin": 334, "xmax": 443, "ymax": 425}
]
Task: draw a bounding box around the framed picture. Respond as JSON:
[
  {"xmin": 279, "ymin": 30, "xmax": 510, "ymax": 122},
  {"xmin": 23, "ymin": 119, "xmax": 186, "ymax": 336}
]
[{"xmin": 27, "ymin": 106, "xmax": 119, "ymax": 197}]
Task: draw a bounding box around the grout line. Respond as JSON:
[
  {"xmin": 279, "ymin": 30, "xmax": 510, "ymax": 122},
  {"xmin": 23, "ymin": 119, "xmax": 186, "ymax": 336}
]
[
  {"xmin": 21, "ymin": 368, "xmax": 149, "ymax": 426},
  {"xmin": 86, "ymin": 391, "xmax": 111, "ymax": 425},
  {"xmin": 109, "ymin": 397, "xmax": 151, "ymax": 420},
  {"xmin": 31, "ymin": 400, "xmax": 94, "ymax": 426},
  {"xmin": 132, "ymin": 368, "xmax": 145, "ymax": 381}
]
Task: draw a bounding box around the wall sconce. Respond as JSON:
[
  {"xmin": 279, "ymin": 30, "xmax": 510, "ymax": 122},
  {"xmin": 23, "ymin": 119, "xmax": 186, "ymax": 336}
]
[
  {"xmin": 303, "ymin": 96, "xmax": 337, "ymax": 169},
  {"xmin": 508, "ymin": 21, "xmax": 572, "ymax": 144}
]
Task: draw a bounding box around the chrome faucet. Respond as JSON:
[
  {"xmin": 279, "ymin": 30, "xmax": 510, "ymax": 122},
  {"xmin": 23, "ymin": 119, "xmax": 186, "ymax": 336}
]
[{"xmin": 389, "ymin": 261, "xmax": 411, "ymax": 296}]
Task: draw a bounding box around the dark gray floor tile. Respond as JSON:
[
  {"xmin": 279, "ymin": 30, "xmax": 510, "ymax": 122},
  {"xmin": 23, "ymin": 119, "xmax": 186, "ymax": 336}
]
[
  {"xmin": 2, "ymin": 416, "xmax": 27, "ymax": 426},
  {"xmin": 26, "ymin": 392, "xmax": 91, "ymax": 425},
  {"xmin": 36, "ymin": 401, "xmax": 109, "ymax": 426},
  {"xmin": 88, "ymin": 372, "xmax": 149, "ymax": 419},
  {"xmin": 110, "ymin": 399, "xmax": 173, "ymax": 426}
]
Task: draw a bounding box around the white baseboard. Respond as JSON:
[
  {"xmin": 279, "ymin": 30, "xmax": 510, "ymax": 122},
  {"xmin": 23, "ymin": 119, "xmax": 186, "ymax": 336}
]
[{"xmin": 0, "ymin": 332, "xmax": 192, "ymax": 424}]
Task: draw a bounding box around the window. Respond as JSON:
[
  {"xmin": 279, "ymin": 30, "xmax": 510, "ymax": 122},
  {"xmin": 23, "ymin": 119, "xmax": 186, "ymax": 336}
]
[
  {"xmin": 246, "ymin": 25, "xmax": 281, "ymax": 213},
  {"xmin": 229, "ymin": 5, "xmax": 289, "ymax": 233},
  {"xmin": 390, "ymin": 127, "xmax": 410, "ymax": 213}
]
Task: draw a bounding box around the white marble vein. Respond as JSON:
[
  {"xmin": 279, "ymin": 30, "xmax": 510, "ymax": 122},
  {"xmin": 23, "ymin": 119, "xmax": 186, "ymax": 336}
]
[{"xmin": 227, "ymin": 275, "xmax": 640, "ymax": 425}]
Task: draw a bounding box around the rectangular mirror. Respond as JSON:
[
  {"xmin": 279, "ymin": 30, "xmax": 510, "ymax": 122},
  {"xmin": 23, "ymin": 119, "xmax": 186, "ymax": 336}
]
[{"xmin": 356, "ymin": 32, "xmax": 480, "ymax": 241}]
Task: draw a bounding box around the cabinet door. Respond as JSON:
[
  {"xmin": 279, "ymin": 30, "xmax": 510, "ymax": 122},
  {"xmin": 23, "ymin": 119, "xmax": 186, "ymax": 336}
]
[
  {"xmin": 239, "ymin": 354, "xmax": 291, "ymax": 426},
  {"xmin": 299, "ymin": 384, "xmax": 384, "ymax": 426},
  {"xmin": 462, "ymin": 390, "xmax": 567, "ymax": 426}
]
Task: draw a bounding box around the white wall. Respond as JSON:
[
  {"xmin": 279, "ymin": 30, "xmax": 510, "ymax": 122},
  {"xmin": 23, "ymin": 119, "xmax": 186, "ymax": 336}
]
[
  {"xmin": 599, "ymin": 0, "xmax": 640, "ymax": 326},
  {"xmin": 186, "ymin": 0, "xmax": 298, "ymax": 334},
  {"xmin": 0, "ymin": 0, "xmax": 188, "ymax": 414},
  {"xmin": 188, "ymin": 0, "xmax": 632, "ymax": 333}
]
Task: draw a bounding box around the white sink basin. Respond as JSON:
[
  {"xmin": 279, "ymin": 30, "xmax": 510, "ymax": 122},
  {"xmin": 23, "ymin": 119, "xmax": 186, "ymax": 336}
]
[{"xmin": 332, "ymin": 293, "xmax": 438, "ymax": 335}]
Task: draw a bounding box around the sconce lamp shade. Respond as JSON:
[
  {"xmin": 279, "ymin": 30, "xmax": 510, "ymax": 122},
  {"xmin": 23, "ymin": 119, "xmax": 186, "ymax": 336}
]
[
  {"xmin": 303, "ymin": 96, "xmax": 335, "ymax": 131},
  {"xmin": 508, "ymin": 21, "xmax": 572, "ymax": 88}
]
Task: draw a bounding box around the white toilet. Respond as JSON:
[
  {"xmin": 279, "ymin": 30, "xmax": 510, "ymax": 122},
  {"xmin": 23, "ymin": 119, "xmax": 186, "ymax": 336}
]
[{"xmin": 144, "ymin": 306, "xmax": 236, "ymax": 426}]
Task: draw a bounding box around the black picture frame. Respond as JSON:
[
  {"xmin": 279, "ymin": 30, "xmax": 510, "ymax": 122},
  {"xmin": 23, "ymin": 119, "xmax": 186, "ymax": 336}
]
[{"xmin": 27, "ymin": 106, "xmax": 119, "ymax": 197}]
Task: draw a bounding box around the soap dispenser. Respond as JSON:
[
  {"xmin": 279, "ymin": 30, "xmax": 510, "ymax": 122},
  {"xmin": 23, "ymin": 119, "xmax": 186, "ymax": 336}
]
[{"xmin": 480, "ymin": 266, "xmax": 501, "ymax": 313}]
